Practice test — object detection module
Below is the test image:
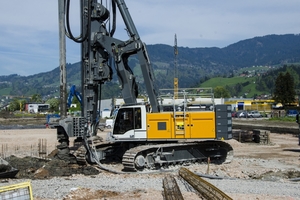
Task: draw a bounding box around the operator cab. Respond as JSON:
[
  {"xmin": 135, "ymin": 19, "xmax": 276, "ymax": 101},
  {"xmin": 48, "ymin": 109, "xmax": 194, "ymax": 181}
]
[{"xmin": 112, "ymin": 105, "xmax": 147, "ymax": 140}]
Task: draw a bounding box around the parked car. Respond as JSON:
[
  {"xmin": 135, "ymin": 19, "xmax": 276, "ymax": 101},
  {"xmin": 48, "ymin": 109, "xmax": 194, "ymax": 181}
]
[
  {"xmin": 236, "ymin": 111, "xmax": 248, "ymax": 118},
  {"xmin": 231, "ymin": 111, "xmax": 237, "ymax": 117},
  {"xmin": 286, "ymin": 109, "xmax": 298, "ymax": 117},
  {"xmin": 248, "ymin": 110, "xmax": 262, "ymax": 118}
]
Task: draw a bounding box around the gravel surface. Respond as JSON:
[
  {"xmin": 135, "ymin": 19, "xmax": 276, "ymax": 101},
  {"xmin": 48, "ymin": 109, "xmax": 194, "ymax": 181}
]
[
  {"xmin": 1, "ymin": 124, "xmax": 300, "ymax": 199},
  {"xmin": 1, "ymin": 170, "xmax": 299, "ymax": 200}
]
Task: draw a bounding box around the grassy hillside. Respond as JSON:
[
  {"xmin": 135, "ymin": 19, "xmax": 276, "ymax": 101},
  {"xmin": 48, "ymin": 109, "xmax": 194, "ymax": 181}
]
[
  {"xmin": 2, "ymin": 34, "xmax": 300, "ymax": 100},
  {"xmin": 199, "ymin": 76, "xmax": 266, "ymax": 98},
  {"xmin": 200, "ymin": 76, "xmax": 250, "ymax": 87}
]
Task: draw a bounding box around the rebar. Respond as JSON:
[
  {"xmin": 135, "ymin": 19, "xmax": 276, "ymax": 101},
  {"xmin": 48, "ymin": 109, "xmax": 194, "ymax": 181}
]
[
  {"xmin": 163, "ymin": 175, "xmax": 184, "ymax": 200},
  {"xmin": 179, "ymin": 167, "xmax": 232, "ymax": 200}
]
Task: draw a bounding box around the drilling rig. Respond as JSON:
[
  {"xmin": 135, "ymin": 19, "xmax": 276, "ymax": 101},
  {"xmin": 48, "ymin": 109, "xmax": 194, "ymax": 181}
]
[{"xmin": 55, "ymin": 0, "xmax": 233, "ymax": 172}]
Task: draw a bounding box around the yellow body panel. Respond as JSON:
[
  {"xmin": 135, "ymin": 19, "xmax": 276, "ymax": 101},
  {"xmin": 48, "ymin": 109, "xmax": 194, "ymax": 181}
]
[
  {"xmin": 147, "ymin": 112, "xmax": 216, "ymax": 139},
  {"xmin": 187, "ymin": 112, "xmax": 215, "ymax": 138},
  {"xmin": 147, "ymin": 113, "xmax": 173, "ymax": 139}
]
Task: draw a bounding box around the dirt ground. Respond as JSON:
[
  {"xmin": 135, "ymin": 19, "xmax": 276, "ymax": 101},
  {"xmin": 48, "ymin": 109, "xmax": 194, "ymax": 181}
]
[
  {"xmin": 1, "ymin": 124, "xmax": 300, "ymax": 199},
  {"xmin": 1, "ymin": 128, "xmax": 299, "ymax": 167}
]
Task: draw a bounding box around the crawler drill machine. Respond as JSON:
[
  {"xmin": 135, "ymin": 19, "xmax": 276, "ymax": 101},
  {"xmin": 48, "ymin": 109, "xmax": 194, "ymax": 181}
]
[{"xmin": 56, "ymin": 0, "xmax": 233, "ymax": 172}]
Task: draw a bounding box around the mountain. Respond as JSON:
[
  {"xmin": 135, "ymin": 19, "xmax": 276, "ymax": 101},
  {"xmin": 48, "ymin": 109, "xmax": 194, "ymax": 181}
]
[{"xmin": 1, "ymin": 34, "xmax": 300, "ymax": 99}]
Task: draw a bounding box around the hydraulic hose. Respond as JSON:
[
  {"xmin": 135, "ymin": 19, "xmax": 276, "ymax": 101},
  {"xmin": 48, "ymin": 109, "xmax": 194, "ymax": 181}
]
[
  {"xmin": 65, "ymin": 0, "xmax": 90, "ymax": 43},
  {"xmin": 110, "ymin": 0, "xmax": 116, "ymax": 36}
]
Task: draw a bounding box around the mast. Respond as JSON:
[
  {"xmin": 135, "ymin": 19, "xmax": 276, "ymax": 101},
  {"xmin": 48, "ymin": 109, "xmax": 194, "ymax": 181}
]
[{"xmin": 174, "ymin": 34, "xmax": 178, "ymax": 99}]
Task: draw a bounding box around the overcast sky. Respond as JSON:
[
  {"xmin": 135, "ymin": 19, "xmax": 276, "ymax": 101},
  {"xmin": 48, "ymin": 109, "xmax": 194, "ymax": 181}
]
[{"xmin": 1, "ymin": 0, "xmax": 300, "ymax": 76}]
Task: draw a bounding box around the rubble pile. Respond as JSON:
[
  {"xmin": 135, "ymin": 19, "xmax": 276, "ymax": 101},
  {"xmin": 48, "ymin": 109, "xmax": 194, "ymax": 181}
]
[{"xmin": 4, "ymin": 155, "xmax": 100, "ymax": 179}]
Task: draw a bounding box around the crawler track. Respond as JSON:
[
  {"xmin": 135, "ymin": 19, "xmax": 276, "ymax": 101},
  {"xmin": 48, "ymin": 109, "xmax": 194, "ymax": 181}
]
[{"xmin": 122, "ymin": 141, "xmax": 233, "ymax": 172}]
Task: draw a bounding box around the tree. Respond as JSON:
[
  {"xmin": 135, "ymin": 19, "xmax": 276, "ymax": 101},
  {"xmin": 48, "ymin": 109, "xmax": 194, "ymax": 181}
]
[
  {"xmin": 19, "ymin": 99, "xmax": 27, "ymax": 111},
  {"xmin": 264, "ymin": 76, "xmax": 275, "ymax": 94},
  {"xmin": 253, "ymin": 93, "xmax": 258, "ymax": 99},
  {"xmin": 273, "ymin": 72, "xmax": 296, "ymax": 106},
  {"xmin": 234, "ymin": 83, "xmax": 243, "ymax": 94},
  {"xmin": 284, "ymin": 71, "xmax": 296, "ymax": 104},
  {"xmin": 46, "ymin": 98, "xmax": 60, "ymax": 112},
  {"xmin": 255, "ymin": 81, "xmax": 266, "ymax": 91},
  {"xmin": 68, "ymin": 97, "xmax": 81, "ymax": 112},
  {"xmin": 214, "ymin": 86, "xmax": 231, "ymax": 98},
  {"xmin": 8, "ymin": 98, "xmax": 20, "ymax": 111},
  {"xmin": 31, "ymin": 94, "xmax": 42, "ymax": 103}
]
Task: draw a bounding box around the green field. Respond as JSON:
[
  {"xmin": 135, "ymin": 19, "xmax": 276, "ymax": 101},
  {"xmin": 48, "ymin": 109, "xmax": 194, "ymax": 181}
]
[
  {"xmin": 0, "ymin": 88, "xmax": 12, "ymax": 96},
  {"xmin": 199, "ymin": 76, "xmax": 266, "ymax": 98}
]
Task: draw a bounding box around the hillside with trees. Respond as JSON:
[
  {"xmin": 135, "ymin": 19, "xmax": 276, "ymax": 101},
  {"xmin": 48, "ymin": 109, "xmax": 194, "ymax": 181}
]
[{"xmin": 1, "ymin": 34, "xmax": 300, "ymax": 101}]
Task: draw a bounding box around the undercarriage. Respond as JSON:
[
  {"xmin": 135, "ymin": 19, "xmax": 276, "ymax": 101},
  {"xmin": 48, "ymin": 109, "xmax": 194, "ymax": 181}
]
[{"xmin": 56, "ymin": 136, "xmax": 233, "ymax": 173}]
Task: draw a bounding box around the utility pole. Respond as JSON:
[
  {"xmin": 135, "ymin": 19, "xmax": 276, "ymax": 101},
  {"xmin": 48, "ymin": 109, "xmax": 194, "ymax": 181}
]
[
  {"xmin": 174, "ymin": 34, "xmax": 178, "ymax": 99},
  {"xmin": 58, "ymin": 0, "xmax": 67, "ymax": 118}
]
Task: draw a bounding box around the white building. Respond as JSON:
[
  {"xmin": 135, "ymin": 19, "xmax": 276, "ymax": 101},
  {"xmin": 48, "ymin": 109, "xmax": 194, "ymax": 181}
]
[{"xmin": 27, "ymin": 104, "xmax": 50, "ymax": 113}]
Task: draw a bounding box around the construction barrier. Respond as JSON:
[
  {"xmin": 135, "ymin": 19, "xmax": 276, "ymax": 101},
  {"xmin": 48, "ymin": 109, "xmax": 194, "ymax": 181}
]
[{"xmin": 0, "ymin": 182, "xmax": 33, "ymax": 200}]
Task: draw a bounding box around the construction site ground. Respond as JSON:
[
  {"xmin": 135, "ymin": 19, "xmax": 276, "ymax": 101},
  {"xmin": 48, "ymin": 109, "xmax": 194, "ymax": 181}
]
[{"xmin": 0, "ymin": 117, "xmax": 300, "ymax": 199}]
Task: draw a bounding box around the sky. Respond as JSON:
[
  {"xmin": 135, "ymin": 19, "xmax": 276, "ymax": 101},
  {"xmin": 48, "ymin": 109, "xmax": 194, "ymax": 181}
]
[{"xmin": 0, "ymin": 0, "xmax": 300, "ymax": 76}]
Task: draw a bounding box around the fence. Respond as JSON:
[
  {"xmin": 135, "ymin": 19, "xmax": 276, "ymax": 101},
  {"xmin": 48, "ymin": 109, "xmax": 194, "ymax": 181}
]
[{"xmin": 0, "ymin": 182, "xmax": 33, "ymax": 200}]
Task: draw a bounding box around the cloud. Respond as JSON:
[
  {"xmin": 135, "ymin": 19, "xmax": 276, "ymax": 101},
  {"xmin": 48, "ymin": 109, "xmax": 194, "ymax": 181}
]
[
  {"xmin": 0, "ymin": 0, "xmax": 300, "ymax": 76},
  {"xmin": 125, "ymin": 0, "xmax": 300, "ymax": 47}
]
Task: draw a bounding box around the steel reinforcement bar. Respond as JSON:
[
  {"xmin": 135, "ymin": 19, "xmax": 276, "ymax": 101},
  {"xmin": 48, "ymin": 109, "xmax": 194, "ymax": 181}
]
[
  {"xmin": 179, "ymin": 167, "xmax": 232, "ymax": 200},
  {"xmin": 163, "ymin": 175, "xmax": 184, "ymax": 200}
]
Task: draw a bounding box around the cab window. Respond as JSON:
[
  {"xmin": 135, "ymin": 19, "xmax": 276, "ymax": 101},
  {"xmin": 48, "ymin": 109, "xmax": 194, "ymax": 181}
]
[{"xmin": 113, "ymin": 107, "xmax": 141, "ymax": 135}]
